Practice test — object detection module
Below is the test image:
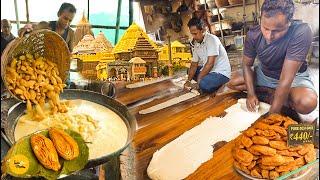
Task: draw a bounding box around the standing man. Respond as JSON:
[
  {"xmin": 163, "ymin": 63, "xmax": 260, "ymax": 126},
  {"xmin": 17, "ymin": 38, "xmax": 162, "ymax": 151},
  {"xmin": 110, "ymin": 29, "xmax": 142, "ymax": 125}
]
[
  {"xmin": 49, "ymin": 2, "xmax": 76, "ymax": 52},
  {"xmin": 184, "ymin": 17, "xmax": 231, "ymax": 93},
  {"xmin": 227, "ymin": 0, "xmax": 317, "ymax": 120},
  {"xmin": 1, "ymin": 19, "xmax": 15, "ymax": 55}
]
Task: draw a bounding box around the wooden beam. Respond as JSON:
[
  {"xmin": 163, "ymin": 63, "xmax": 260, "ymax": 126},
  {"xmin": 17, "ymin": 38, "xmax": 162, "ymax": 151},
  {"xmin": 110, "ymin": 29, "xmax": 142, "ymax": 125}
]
[{"xmin": 115, "ymin": 0, "xmax": 123, "ymax": 44}]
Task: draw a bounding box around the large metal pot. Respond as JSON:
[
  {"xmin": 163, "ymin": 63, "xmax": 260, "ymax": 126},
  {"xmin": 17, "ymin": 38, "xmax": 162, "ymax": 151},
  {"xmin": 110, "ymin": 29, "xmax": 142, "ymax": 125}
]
[{"xmin": 1, "ymin": 89, "xmax": 137, "ymax": 169}]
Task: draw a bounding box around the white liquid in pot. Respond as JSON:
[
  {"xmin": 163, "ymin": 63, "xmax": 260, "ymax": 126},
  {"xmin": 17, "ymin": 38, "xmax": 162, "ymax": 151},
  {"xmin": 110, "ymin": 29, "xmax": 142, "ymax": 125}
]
[{"xmin": 14, "ymin": 99, "xmax": 129, "ymax": 160}]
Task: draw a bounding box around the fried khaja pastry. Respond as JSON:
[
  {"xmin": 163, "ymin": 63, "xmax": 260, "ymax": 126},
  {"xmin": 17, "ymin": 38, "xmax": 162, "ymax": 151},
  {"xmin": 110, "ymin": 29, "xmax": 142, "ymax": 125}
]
[
  {"xmin": 275, "ymin": 161, "xmax": 297, "ymax": 172},
  {"xmin": 269, "ymin": 125, "xmax": 287, "ymax": 136},
  {"xmin": 269, "ymin": 141, "xmax": 288, "ymax": 150},
  {"xmin": 277, "ymin": 150, "xmax": 301, "ymax": 157},
  {"xmin": 247, "ymin": 161, "xmax": 256, "ymax": 170},
  {"xmin": 298, "ymin": 144, "xmax": 314, "ymax": 155},
  {"xmin": 304, "ymin": 149, "xmax": 316, "ymax": 163},
  {"xmin": 261, "ymin": 154, "xmax": 292, "ymax": 166},
  {"xmin": 254, "ymin": 122, "xmax": 270, "ymax": 130},
  {"xmin": 247, "ymin": 146, "xmax": 262, "ymax": 155},
  {"xmin": 252, "ymin": 136, "xmax": 269, "ymax": 145},
  {"xmin": 250, "ymin": 169, "xmax": 262, "ymax": 178},
  {"xmin": 250, "ymin": 145, "xmax": 277, "ymax": 156},
  {"xmin": 241, "ymin": 135, "xmax": 253, "ymax": 148},
  {"xmin": 234, "ymin": 148, "xmax": 254, "ymax": 163},
  {"xmin": 269, "ymin": 170, "xmax": 280, "ymax": 179},
  {"xmin": 261, "ymin": 169, "xmax": 269, "ymax": 179},
  {"xmin": 259, "ymin": 164, "xmax": 276, "ymax": 170},
  {"xmin": 245, "ymin": 128, "xmax": 257, "ymax": 137},
  {"xmin": 294, "ymin": 157, "xmax": 306, "ymax": 166},
  {"xmin": 288, "ymin": 145, "xmax": 303, "ymax": 152}
]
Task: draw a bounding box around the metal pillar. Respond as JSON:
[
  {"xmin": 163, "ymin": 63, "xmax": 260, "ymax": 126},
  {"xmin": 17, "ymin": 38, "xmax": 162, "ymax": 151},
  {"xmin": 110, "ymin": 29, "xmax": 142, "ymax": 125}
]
[{"xmin": 115, "ymin": 0, "xmax": 123, "ymax": 44}]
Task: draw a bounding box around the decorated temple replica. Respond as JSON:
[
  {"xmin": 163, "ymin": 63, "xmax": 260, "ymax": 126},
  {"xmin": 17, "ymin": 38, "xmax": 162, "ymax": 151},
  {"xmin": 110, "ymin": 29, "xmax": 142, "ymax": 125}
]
[
  {"xmin": 113, "ymin": 23, "xmax": 159, "ymax": 78},
  {"xmin": 158, "ymin": 40, "xmax": 192, "ymax": 67},
  {"xmin": 72, "ymin": 20, "xmax": 191, "ymax": 81}
]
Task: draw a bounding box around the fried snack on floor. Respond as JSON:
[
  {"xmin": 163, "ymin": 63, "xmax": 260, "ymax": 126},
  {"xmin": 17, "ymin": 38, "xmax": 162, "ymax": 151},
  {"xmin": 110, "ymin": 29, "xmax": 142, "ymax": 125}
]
[
  {"xmin": 269, "ymin": 170, "xmax": 280, "ymax": 179},
  {"xmin": 277, "ymin": 150, "xmax": 301, "ymax": 157},
  {"xmin": 269, "ymin": 141, "xmax": 288, "ymax": 150},
  {"xmin": 244, "ymin": 128, "xmax": 257, "ymax": 137},
  {"xmin": 261, "ymin": 154, "xmax": 289, "ymax": 166},
  {"xmin": 252, "ymin": 136, "xmax": 269, "ymax": 145},
  {"xmin": 250, "ymin": 145, "xmax": 277, "ymax": 156},
  {"xmin": 234, "ymin": 148, "xmax": 254, "ymax": 164},
  {"xmin": 297, "ymin": 144, "xmax": 314, "ymax": 155},
  {"xmin": 261, "ymin": 169, "xmax": 269, "ymax": 179},
  {"xmin": 304, "ymin": 149, "xmax": 316, "ymax": 163},
  {"xmin": 241, "ymin": 135, "xmax": 253, "ymax": 148}
]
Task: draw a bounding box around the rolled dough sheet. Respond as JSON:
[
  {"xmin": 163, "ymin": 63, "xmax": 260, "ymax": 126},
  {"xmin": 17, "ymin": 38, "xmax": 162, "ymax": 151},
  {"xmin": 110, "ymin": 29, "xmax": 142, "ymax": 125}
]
[
  {"xmin": 147, "ymin": 101, "xmax": 270, "ymax": 180},
  {"xmin": 139, "ymin": 90, "xmax": 200, "ymax": 114}
]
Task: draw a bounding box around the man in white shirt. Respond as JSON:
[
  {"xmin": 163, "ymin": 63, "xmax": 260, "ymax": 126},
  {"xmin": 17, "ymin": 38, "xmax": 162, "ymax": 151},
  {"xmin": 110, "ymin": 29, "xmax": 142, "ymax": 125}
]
[{"xmin": 184, "ymin": 17, "xmax": 231, "ymax": 93}]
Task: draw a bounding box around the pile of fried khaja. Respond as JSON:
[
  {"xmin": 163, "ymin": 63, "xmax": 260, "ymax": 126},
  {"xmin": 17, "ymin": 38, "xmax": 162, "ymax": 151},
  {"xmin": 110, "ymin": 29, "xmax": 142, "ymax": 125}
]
[{"xmin": 232, "ymin": 114, "xmax": 316, "ymax": 179}]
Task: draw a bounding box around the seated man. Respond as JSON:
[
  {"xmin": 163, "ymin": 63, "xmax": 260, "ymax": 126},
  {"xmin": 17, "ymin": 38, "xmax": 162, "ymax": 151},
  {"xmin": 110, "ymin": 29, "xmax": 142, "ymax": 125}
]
[
  {"xmin": 227, "ymin": 0, "xmax": 318, "ymax": 120},
  {"xmin": 184, "ymin": 18, "xmax": 231, "ymax": 93}
]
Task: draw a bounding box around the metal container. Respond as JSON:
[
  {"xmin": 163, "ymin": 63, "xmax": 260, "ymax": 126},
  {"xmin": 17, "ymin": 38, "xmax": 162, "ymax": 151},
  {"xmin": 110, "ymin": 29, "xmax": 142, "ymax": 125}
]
[{"xmin": 1, "ymin": 89, "xmax": 137, "ymax": 169}]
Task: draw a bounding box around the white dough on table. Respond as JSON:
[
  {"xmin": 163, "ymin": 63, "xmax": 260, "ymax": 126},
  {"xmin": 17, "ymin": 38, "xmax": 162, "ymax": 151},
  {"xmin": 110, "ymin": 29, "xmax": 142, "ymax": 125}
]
[
  {"xmin": 147, "ymin": 101, "xmax": 270, "ymax": 180},
  {"xmin": 139, "ymin": 90, "xmax": 200, "ymax": 114}
]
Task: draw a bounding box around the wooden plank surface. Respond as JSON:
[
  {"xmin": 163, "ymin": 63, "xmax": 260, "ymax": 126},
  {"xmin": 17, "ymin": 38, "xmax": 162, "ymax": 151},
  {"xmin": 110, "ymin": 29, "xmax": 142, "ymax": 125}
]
[
  {"xmin": 115, "ymin": 79, "xmax": 180, "ymax": 106},
  {"xmin": 132, "ymin": 92, "xmax": 245, "ymax": 180}
]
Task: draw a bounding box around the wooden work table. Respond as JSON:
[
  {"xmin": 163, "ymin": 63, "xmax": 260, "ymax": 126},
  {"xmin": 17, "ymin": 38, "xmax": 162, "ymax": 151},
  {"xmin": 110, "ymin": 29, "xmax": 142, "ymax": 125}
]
[{"xmin": 111, "ymin": 80, "xmax": 318, "ymax": 180}]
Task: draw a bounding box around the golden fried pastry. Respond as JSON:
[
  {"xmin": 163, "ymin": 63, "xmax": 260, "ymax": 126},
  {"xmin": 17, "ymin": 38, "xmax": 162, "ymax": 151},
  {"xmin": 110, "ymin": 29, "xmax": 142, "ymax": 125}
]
[
  {"xmin": 277, "ymin": 150, "xmax": 301, "ymax": 157},
  {"xmin": 275, "ymin": 161, "xmax": 297, "ymax": 172},
  {"xmin": 261, "ymin": 169, "xmax": 269, "ymax": 179},
  {"xmin": 304, "ymin": 149, "xmax": 316, "ymax": 163},
  {"xmin": 234, "ymin": 135, "xmax": 245, "ymax": 149},
  {"xmin": 252, "ymin": 136, "xmax": 269, "ymax": 145},
  {"xmin": 247, "ymin": 146, "xmax": 261, "ymax": 155},
  {"xmin": 269, "ymin": 170, "xmax": 280, "ymax": 179},
  {"xmin": 241, "ymin": 135, "xmax": 253, "ymax": 148},
  {"xmin": 244, "ymin": 128, "xmax": 257, "ymax": 137},
  {"xmin": 288, "ymin": 145, "xmax": 303, "ymax": 152},
  {"xmin": 234, "ymin": 160, "xmax": 241, "ymax": 170},
  {"xmin": 240, "ymin": 164, "xmax": 251, "ymax": 174},
  {"xmin": 234, "ymin": 148, "xmax": 254, "ymax": 163},
  {"xmin": 253, "ymin": 155, "xmax": 260, "ymax": 160},
  {"xmin": 240, "ymin": 161, "xmax": 252, "ymax": 167},
  {"xmin": 259, "ymin": 164, "xmax": 276, "ymax": 170},
  {"xmin": 294, "ymin": 157, "xmax": 306, "ymax": 166},
  {"xmin": 266, "ymin": 133, "xmax": 282, "ymax": 141},
  {"xmin": 263, "ymin": 114, "xmax": 284, "ymax": 124},
  {"xmin": 269, "ymin": 141, "xmax": 288, "ymax": 150},
  {"xmin": 283, "ymin": 118, "xmax": 298, "ymax": 128},
  {"xmin": 269, "ymin": 125, "xmax": 287, "ymax": 136},
  {"xmin": 250, "ymin": 169, "xmax": 262, "ymax": 178},
  {"xmin": 254, "ymin": 122, "xmax": 270, "ymax": 130},
  {"xmin": 250, "ymin": 145, "xmax": 277, "ymax": 156},
  {"xmin": 256, "ymin": 129, "xmax": 277, "ymax": 137},
  {"xmin": 298, "ymin": 144, "xmax": 314, "ymax": 155},
  {"xmin": 247, "ymin": 161, "xmax": 256, "ymax": 170},
  {"xmin": 261, "ymin": 154, "xmax": 288, "ymax": 166}
]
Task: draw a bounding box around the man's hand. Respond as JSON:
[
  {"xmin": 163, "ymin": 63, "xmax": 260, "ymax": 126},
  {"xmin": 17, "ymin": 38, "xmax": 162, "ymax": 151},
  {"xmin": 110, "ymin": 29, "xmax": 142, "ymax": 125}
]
[
  {"xmin": 246, "ymin": 94, "xmax": 259, "ymax": 112},
  {"xmin": 184, "ymin": 80, "xmax": 192, "ymax": 91}
]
